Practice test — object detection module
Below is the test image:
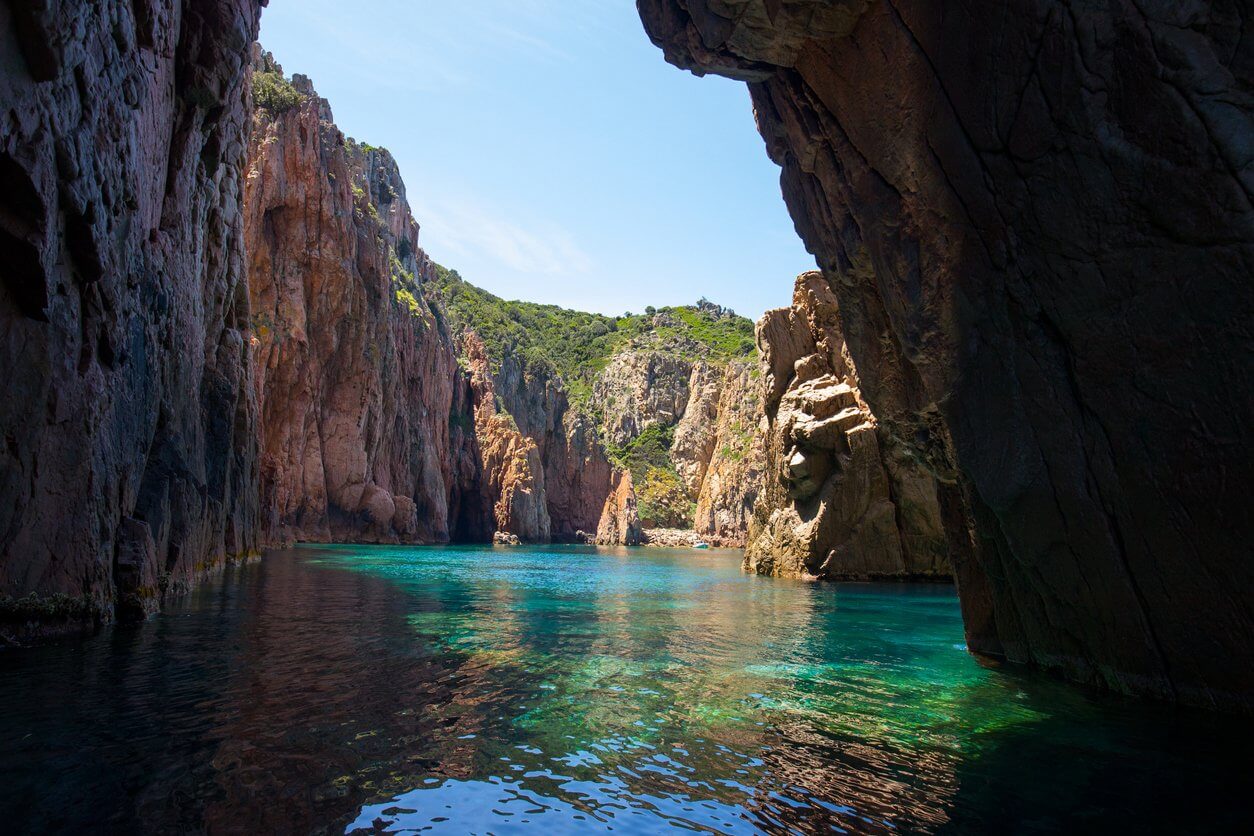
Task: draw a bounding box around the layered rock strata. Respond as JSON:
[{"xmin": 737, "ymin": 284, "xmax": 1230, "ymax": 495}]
[
  {"xmin": 745, "ymin": 274, "xmax": 949, "ymax": 579},
  {"xmin": 638, "ymin": 0, "xmax": 1254, "ymax": 710},
  {"xmin": 244, "ymin": 58, "xmax": 490, "ymax": 545},
  {"xmin": 0, "ymin": 0, "xmax": 266, "ymax": 637}
]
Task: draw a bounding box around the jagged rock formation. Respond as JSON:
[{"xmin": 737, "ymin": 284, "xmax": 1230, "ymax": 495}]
[
  {"xmin": 692, "ymin": 362, "xmax": 767, "ymax": 546},
  {"xmin": 637, "ymin": 1, "xmax": 1254, "ymax": 710},
  {"xmin": 596, "ymin": 347, "xmax": 765, "ymax": 545},
  {"xmin": 596, "ymin": 351, "xmax": 694, "ymax": 447},
  {"xmin": 464, "ymin": 333, "xmax": 549, "ymax": 543},
  {"xmin": 746, "ymin": 274, "xmax": 948, "ymax": 579},
  {"xmin": 595, "ymin": 470, "xmax": 643, "ymax": 546},
  {"xmin": 245, "ymin": 57, "xmax": 490, "ymax": 546},
  {"xmin": 490, "ymin": 353, "xmax": 615, "ymax": 542},
  {"xmin": 0, "ymin": 0, "xmax": 265, "ymax": 637}
]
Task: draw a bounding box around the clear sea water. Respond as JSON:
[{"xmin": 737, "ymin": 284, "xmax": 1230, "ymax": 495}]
[{"xmin": 0, "ymin": 545, "xmax": 1248, "ymax": 833}]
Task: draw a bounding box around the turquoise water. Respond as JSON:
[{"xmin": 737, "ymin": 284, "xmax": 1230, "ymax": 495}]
[{"xmin": 0, "ymin": 544, "xmax": 1248, "ymax": 833}]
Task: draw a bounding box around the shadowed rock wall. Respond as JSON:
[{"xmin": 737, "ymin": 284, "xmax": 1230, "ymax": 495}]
[
  {"xmin": 0, "ymin": 0, "xmax": 266, "ymax": 636},
  {"xmin": 638, "ymin": 0, "xmax": 1254, "ymax": 710}
]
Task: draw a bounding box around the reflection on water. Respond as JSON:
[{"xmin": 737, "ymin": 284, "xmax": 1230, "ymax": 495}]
[{"xmin": 0, "ymin": 545, "xmax": 1249, "ymax": 833}]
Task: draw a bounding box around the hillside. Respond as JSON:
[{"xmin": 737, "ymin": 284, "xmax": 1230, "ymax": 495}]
[
  {"xmin": 425, "ymin": 265, "xmax": 756, "ymax": 408},
  {"xmin": 425, "ymin": 265, "xmax": 762, "ymax": 530}
]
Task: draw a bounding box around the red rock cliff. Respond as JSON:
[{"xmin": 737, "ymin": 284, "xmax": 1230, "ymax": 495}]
[
  {"xmin": 638, "ymin": 0, "xmax": 1254, "ymax": 710},
  {"xmin": 1, "ymin": 0, "xmax": 266, "ymax": 635},
  {"xmin": 244, "ymin": 56, "xmax": 490, "ymax": 546}
]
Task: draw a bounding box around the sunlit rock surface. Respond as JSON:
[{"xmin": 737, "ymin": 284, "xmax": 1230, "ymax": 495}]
[
  {"xmin": 747, "ymin": 274, "xmax": 949, "ymax": 580},
  {"xmin": 244, "ymin": 56, "xmax": 490, "ymax": 546}
]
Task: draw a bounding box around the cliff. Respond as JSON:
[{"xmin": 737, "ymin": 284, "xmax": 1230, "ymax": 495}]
[
  {"xmin": 692, "ymin": 361, "xmax": 767, "ymax": 547},
  {"xmin": 244, "ymin": 56, "xmax": 490, "ymax": 546},
  {"xmin": 463, "ymin": 333, "xmax": 550, "ymax": 542},
  {"xmin": 0, "ymin": 0, "xmax": 265, "ymax": 637},
  {"xmin": 745, "ymin": 274, "xmax": 949, "ymax": 579},
  {"xmin": 637, "ymin": 0, "xmax": 1254, "ymax": 709},
  {"xmin": 427, "ymin": 270, "xmax": 764, "ymax": 545},
  {"xmin": 489, "ymin": 351, "xmax": 615, "ymax": 542}
]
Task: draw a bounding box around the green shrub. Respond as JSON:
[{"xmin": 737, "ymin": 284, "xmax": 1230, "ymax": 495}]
[
  {"xmin": 252, "ymin": 71, "xmax": 304, "ymax": 114},
  {"xmin": 424, "ymin": 265, "xmax": 758, "ymax": 413}
]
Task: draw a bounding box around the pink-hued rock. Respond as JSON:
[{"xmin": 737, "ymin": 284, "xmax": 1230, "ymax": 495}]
[
  {"xmin": 638, "ymin": 0, "xmax": 1254, "ymax": 709},
  {"xmin": 244, "ymin": 56, "xmax": 490, "ymax": 546},
  {"xmin": 489, "ymin": 352, "xmax": 616, "ymax": 542},
  {"xmin": 464, "ymin": 333, "xmax": 550, "ymax": 543},
  {"xmin": 596, "ymin": 471, "xmax": 643, "ymax": 547},
  {"xmin": 0, "ymin": 0, "xmax": 266, "ymax": 637}
]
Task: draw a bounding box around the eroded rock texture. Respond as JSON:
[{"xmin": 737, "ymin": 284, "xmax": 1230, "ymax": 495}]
[
  {"xmin": 638, "ymin": 0, "xmax": 1254, "ymax": 709},
  {"xmin": 692, "ymin": 361, "xmax": 767, "ymax": 546},
  {"xmin": 0, "ymin": 0, "xmax": 265, "ymax": 636},
  {"xmin": 245, "ymin": 58, "xmax": 489, "ymax": 545},
  {"xmin": 595, "ymin": 350, "xmax": 693, "ymax": 448},
  {"xmin": 464, "ymin": 333, "xmax": 549, "ymax": 543},
  {"xmin": 746, "ymin": 274, "xmax": 949, "ymax": 579},
  {"xmin": 596, "ymin": 470, "xmax": 644, "ymax": 546},
  {"xmin": 490, "ymin": 352, "xmax": 616, "ymax": 542},
  {"xmin": 596, "ymin": 347, "xmax": 766, "ymax": 545}
]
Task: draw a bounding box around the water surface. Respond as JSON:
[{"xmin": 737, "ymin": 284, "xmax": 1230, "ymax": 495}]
[{"xmin": 0, "ymin": 545, "xmax": 1248, "ymax": 833}]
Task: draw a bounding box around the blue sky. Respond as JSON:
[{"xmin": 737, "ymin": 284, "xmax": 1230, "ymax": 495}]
[{"xmin": 258, "ymin": 1, "xmax": 813, "ymax": 321}]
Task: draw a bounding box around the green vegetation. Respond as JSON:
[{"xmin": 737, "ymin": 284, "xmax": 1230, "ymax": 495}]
[
  {"xmin": 636, "ymin": 467, "xmax": 693, "ymax": 528},
  {"xmin": 252, "ymin": 70, "xmax": 304, "ymax": 114},
  {"xmin": 424, "ymin": 265, "xmax": 759, "ymax": 530},
  {"xmin": 604, "ymin": 424, "xmax": 694, "ymax": 527},
  {"xmin": 425, "ymin": 265, "xmax": 756, "ymax": 410}
]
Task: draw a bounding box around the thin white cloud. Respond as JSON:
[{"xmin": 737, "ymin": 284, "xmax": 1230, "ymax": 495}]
[{"xmin": 412, "ymin": 194, "xmax": 594, "ymax": 278}]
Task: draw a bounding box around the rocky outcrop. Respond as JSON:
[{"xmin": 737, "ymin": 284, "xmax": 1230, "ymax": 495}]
[
  {"xmin": 746, "ymin": 274, "xmax": 949, "ymax": 579},
  {"xmin": 671, "ymin": 361, "xmax": 722, "ymax": 495},
  {"xmin": 595, "ymin": 470, "xmax": 643, "ymax": 546},
  {"xmin": 595, "ymin": 346, "xmax": 765, "ymax": 543},
  {"xmin": 595, "ymin": 350, "xmax": 693, "ymax": 447},
  {"xmin": 0, "ymin": 0, "xmax": 265, "ymax": 636},
  {"xmin": 464, "ymin": 333, "xmax": 549, "ymax": 543},
  {"xmin": 692, "ymin": 362, "xmax": 766, "ymax": 546},
  {"xmin": 638, "ymin": 1, "xmax": 1254, "ymax": 710},
  {"xmin": 491, "ymin": 353, "xmax": 615, "ymax": 542},
  {"xmin": 245, "ymin": 57, "xmax": 490, "ymax": 546}
]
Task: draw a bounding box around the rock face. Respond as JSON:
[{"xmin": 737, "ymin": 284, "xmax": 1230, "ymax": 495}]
[
  {"xmin": 464, "ymin": 334, "xmax": 550, "ymax": 543},
  {"xmin": 0, "ymin": 0, "xmax": 265, "ymax": 636},
  {"xmin": 638, "ymin": 1, "xmax": 1254, "ymax": 709},
  {"xmin": 746, "ymin": 274, "xmax": 949, "ymax": 579},
  {"xmin": 245, "ymin": 58, "xmax": 490, "ymax": 546},
  {"xmin": 595, "ymin": 347, "xmax": 766, "ymax": 545},
  {"xmin": 692, "ymin": 362, "xmax": 767, "ymax": 546},
  {"xmin": 595, "ymin": 470, "xmax": 644, "ymax": 546},
  {"xmin": 491, "ymin": 352, "xmax": 616, "ymax": 542},
  {"xmin": 595, "ymin": 351, "xmax": 693, "ymax": 447}
]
